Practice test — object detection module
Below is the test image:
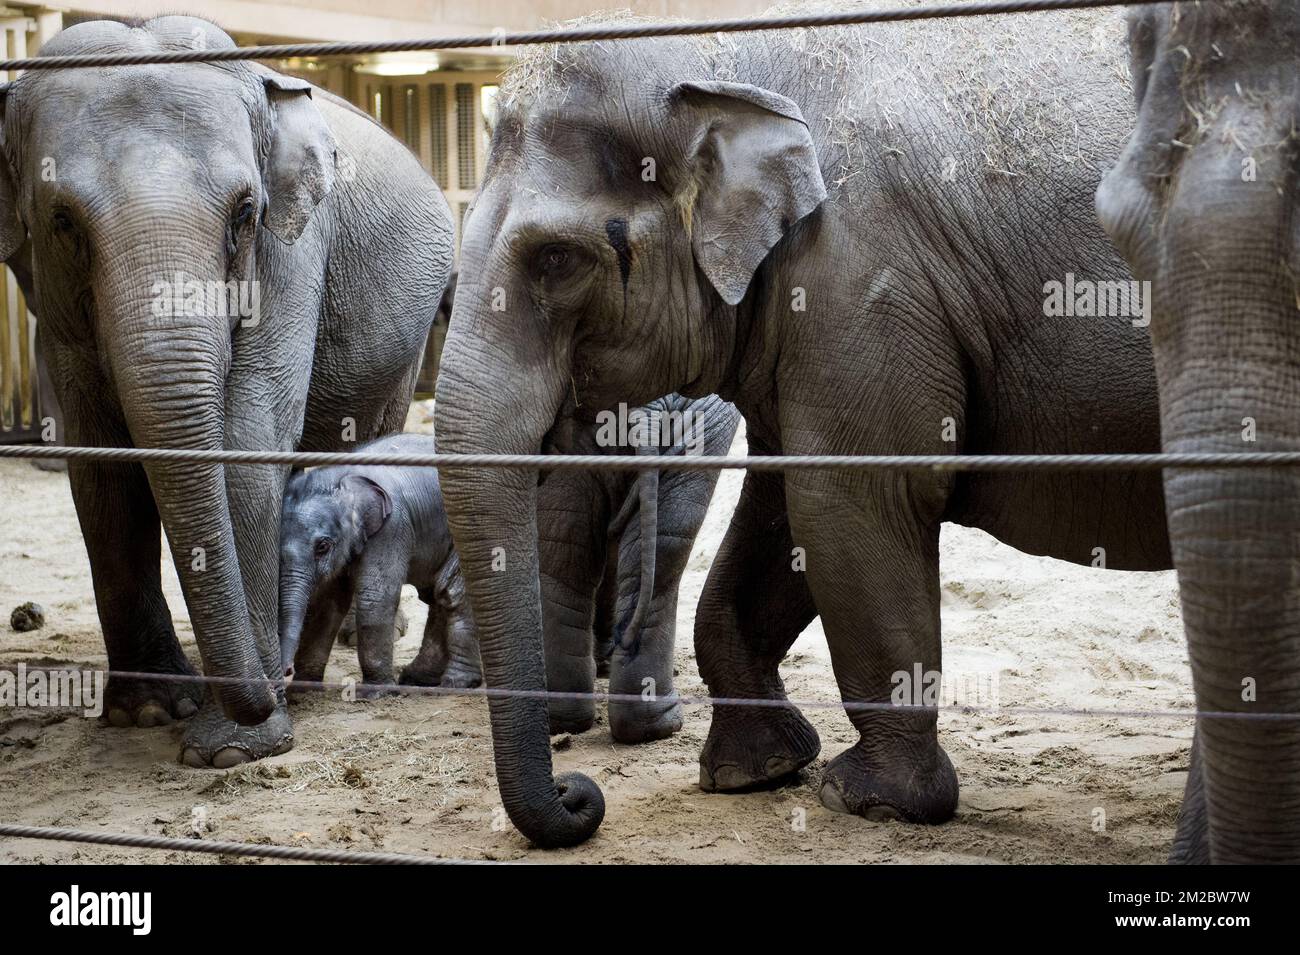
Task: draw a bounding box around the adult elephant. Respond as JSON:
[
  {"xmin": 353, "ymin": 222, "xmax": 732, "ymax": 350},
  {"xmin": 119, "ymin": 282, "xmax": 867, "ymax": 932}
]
[
  {"xmin": 436, "ymin": 9, "xmax": 1172, "ymax": 847},
  {"xmin": 0, "ymin": 17, "xmax": 452, "ymax": 766},
  {"xmin": 1096, "ymin": 0, "xmax": 1300, "ymax": 863}
]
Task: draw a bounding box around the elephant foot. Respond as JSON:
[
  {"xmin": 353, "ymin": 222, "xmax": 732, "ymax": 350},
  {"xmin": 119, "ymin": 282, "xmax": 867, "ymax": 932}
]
[
  {"xmin": 436, "ymin": 663, "xmax": 482, "ymax": 689},
  {"xmin": 608, "ymin": 691, "xmax": 682, "ymax": 744},
  {"xmin": 548, "ymin": 701, "xmax": 595, "ymax": 735},
  {"xmin": 818, "ymin": 742, "xmax": 958, "ymax": 823},
  {"xmin": 699, "ymin": 702, "xmax": 820, "ymax": 791},
  {"xmin": 398, "ymin": 660, "xmax": 441, "ymax": 687},
  {"xmin": 103, "ymin": 664, "xmax": 203, "ymax": 728},
  {"xmin": 179, "ymin": 700, "xmax": 294, "ymax": 768}
]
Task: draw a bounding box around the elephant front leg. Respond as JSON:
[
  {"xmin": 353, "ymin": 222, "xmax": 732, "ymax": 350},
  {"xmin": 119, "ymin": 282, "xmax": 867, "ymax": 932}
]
[
  {"xmin": 68, "ymin": 460, "xmax": 203, "ymax": 725},
  {"xmin": 289, "ymin": 576, "xmax": 352, "ymax": 691},
  {"xmin": 353, "ymin": 583, "xmax": 403, "ymax": 696},
  {"xmin": 538, "ymin": 470, "xmax": 609, "ymax": 734},
  {"xmin": 696, "ymin": 468, "xmax": 820, "ymax": 791},
  {"xmin": 786, "ymin": 473, "xmax": 958, "ymax": 823},
  {"xmin": 181, "ymin": 461, "xmax": 293, "ymax": 768}
]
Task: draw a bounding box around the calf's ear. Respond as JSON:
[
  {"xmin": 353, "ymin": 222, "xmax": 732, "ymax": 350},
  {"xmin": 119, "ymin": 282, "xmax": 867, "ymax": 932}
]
[
  {"xmin": 669, "ymin": 80, "xmax": 826, "ymax": 305},
  {"xmin": 340, "ymin": 475, "xmax": 392, "ymax": 542}
]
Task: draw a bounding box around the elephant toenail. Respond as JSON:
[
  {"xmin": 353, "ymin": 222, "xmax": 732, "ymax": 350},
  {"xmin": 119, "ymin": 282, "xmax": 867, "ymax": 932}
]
[
  {"xmin": 180, "ymin": 747, "xmax": 208, "ymax": 768},
  {"xmin": 106, "ymin": 709, "xmax": 134, "ymax": 728},
  {"xmin": 212, "ymin": 746, "xmax": 252, "ymax": 769},
  {"xmin": 135, "ymin": 703, "xmax": 171, "ymax": 727},
  {"xmin": 819, "ymin": 781, "xmax": 850, "ymax": 814},
  {"xmin": 863, "ymin": 804, "xmax": 905, "ymax": 822},
  {"xmin": 176, "ymin": 698, "xmax": 199, "ymax": 719}
]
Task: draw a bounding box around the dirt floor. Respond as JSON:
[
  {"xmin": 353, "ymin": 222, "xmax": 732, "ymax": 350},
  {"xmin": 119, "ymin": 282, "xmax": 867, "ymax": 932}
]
[{"xmin": 0, "ymin": 404, "xmax": 1193, "ymax": 864}]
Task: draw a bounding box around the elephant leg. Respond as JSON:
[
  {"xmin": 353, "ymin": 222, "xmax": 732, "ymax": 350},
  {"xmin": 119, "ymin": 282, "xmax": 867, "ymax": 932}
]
[
  {"xmin": 787, "ymin": 472, "xmax": 959, "ymax": 823},
  {"xmin": 438, "ymin": 599, "xmax": 482, "ymax": 689},
  {"xmin": 400, "ymin": 598, "xmax": 451, "ymax": 686},
  {"xmin": 353, "ymin": 580, "xmax": 402, "ymax": 695},
  {"xmin": 592, "ymin": 552, "xmax": 617, "ymax": 678},
  {"xmin": 538, "ymin": 470, "xmax": 609, "ymax": 734},
  {"xmin": 1169, "ymin": 724, "xmax": 1211, "ymax": 864},
  {"xmin": 68, "ymin": 459, "xmax": 203, "ymax": 725},
  {"xmin": 606, "ymin": 466, "xmax": 706, "ymax": 743},
  {"xmin": 181, "ymin": 454, "xmax": 294, "ymax": 767},
  {"xmin": 289, "ymin": 576, "xmax": 352, "ymax": 690},
  {"xmin": 696, "ymin": 468, "xmax": 820, "ymax": 791}
]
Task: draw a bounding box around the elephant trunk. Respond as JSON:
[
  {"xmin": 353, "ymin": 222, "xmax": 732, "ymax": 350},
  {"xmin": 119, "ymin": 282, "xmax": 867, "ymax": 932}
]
[
  {"xmin": 278, "ymin": 568, "xmax": 315, "ymax": 680},
  {"xmin": 1154, "ymin": 145, "xmax": 1300, "ymax": 862},
  {"xmin": 435, "ymin": 306, "xmax": 605, "ymax": 848},
  {"xmin": 97, "ymin": 244, "xmax": 274, "ymax": 725}
]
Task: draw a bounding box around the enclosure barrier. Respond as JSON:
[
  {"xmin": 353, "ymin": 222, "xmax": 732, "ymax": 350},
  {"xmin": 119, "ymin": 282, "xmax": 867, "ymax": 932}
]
[{"xmin": 0, "ymin": 0, "xmax": 1252, "ymax": 863}]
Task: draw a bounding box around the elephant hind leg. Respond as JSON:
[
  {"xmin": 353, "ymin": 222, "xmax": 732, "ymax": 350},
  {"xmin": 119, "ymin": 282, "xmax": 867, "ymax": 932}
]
[
  {"xmin": 787, "ymin": 471, "xmax": 959, "ymax": 824},
  {"xmin": 696, "ymin": 468, "xmax": 820, "ymax": 792}
]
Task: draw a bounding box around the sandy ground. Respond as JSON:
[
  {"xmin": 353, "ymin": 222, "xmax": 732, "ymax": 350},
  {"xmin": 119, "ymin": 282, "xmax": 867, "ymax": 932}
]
[{"xmin": 0, "ymin": 404, "xmax": 1193, "ymax": 864}]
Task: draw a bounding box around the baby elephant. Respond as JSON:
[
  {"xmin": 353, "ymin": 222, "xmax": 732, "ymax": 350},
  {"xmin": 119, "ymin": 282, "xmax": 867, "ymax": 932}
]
[{"xmin": 277, "ymin": 433, "xmax": 480, "ymax": 691}]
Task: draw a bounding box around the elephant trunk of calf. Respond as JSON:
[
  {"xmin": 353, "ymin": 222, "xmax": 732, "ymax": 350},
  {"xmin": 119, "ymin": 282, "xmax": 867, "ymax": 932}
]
[
  {"xmin": 97, "ymin": 249, "xmax": 275, "ymax": 725},
  {"xmin": 277, "ymin": 571, "xmax": 315, "ymax": 681}
]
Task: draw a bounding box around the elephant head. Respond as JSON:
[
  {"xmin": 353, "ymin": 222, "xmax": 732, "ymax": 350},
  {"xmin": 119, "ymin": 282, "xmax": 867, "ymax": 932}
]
[
  {"xmin": 1096, "ymin": 0, "xmax": 1300, "ymax": 861},
  {"xmin": 435, "ymin": 38, "xmax": 826, "ymax": 847},
  {"xmin": 278, "ymin": 472, "xmax": 391, "ymax": 679},
  {"xmin": 0, "ymin": 17, "xmax": 338, "ymax": 724}
]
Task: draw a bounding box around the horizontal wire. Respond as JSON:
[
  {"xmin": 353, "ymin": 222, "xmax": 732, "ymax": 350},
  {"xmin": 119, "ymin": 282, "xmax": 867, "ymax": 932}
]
[
  {"xmin": 0, "ymin": 0, "xmax": 1186, "ymax": 72},
  {"xmin": 6, "ymin": 664, "xmax": 1293, "ymax": 722},
  {"xmin": 4, "ymin": 445, "xmax": 1300, "ymax": 472},
  {"xmin": 0, "ymin": 823, "xmax": 501, "ymax": 864}
]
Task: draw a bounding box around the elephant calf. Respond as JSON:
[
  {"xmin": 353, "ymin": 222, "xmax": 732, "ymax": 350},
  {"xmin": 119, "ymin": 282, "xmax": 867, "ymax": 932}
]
[
  {"xmin": 540, "ymin": 393, "xmax": 741, "ymax": 742},
  {"xmin": 278, "ymin": 434, "xmax": 480, "ymax": 692}
]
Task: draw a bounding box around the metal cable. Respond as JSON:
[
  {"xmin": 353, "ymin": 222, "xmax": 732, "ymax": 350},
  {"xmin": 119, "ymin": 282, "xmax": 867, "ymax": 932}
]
[
  {"xmin": 4, "ymin": 445, "xmax": 1300, "ymax": 472},
  {"xmin": 7, "ymin": 665, "xmax": 1294, "ymax": 722},
  {"xmin": 0, "ymin": 823, "xmax": 501, "ymax": 864},
  {"xmin": 0, "ymin": 0, "xmax": 1193, "ymax": 71}
]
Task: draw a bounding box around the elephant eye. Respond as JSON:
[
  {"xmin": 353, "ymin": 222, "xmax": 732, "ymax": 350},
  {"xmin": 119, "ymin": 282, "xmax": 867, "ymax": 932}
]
[
  {"xmin": 537, "ymin": 243, "xmax": 570, "ymax": 275},
  {"xmin": 233, "ymin": 197, "xmax": 256, "ymax": 228},
  {"xmin": 227, "ymin": 197, "xmax": 256, "ymax": 259},
  {"xmin": 313, "ymin": 537, "xmax": 333, "ymax": 558},
  {"xmin": 51, "ymin": 209, "xmax": 75, "ymax": 234}
]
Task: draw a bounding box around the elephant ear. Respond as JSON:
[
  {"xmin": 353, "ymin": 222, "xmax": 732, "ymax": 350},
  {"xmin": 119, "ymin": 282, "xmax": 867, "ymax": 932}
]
[
  {"xmin": 339, "ymin": 474, "xmax": 393, "ymax": 544},
  {"xmin": 261, "ymin": 73, "xmax": 337, "ymax": 245},
  {"xmin": 0, "ymin": 82, "xmax": 26, "ymax": 262},
  {"xmin": 670, "ymin": 80, "xmax": 826, "ymax": 306}
]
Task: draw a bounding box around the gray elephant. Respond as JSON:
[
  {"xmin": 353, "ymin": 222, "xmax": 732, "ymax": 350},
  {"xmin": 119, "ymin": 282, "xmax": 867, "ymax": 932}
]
[
  {"xmin": 540, "ymin": 392, "xmax": 740, "ymax": 743},
  {"xmin": 278, "ymin": 433, "xmax": 480, "ymax": 693},
  {"xmin": 434, "ymin": 9, "xmax": 1174, "ymax": 847},
  {"xmin": 0, "ymin": 17, "xmax": 453, "ymax": 767},
  {"xmin": 1096, "ymin": 0, "xmax": 1300, "ymax": 863}
]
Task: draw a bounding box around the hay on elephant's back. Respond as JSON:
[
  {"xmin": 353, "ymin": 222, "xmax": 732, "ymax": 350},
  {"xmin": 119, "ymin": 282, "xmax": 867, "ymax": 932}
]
[{"xmin": 501, "ymin": 3, "xmax": 1131, "ymax": 181}]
